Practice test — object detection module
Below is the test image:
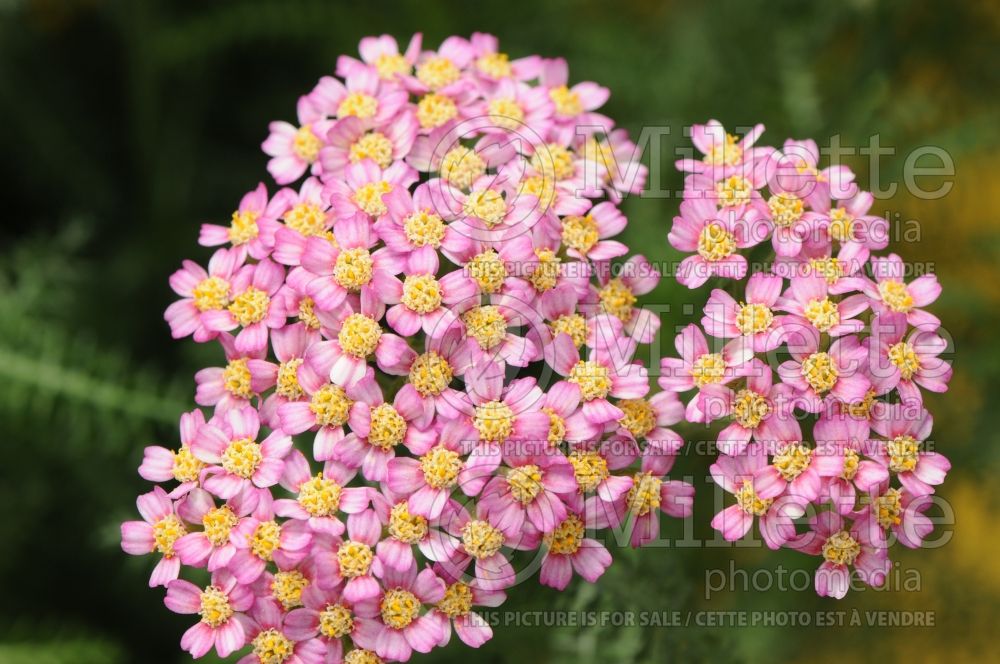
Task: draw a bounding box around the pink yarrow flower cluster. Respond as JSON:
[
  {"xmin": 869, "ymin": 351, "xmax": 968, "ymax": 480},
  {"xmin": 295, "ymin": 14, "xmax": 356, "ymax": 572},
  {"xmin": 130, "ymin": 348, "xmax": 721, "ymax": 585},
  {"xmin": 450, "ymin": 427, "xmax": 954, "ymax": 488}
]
[
  {"xmin": 664, "ymin": 121, "xmax": 952, "ymax": 599},
  {"xmin": 130, "ymin": 33, "xmax": 691, "ymax": 663}
]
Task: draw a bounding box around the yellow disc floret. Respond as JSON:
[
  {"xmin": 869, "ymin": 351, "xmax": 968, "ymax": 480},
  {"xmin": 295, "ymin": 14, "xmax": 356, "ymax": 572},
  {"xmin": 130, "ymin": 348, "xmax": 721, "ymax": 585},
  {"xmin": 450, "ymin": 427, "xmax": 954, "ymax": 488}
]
[
  {"xmin": 627, "ymin": 471, "xmax": 662, "ymax": 516},
  {"xmin": 878, "ymin": 280, "xmax": 914, "ymax": 313},
  {"xmin": 153, "ymin": 514, "xmax": 186, "ymax": 557},
  {"xmin": 735, "ymin": 479, "xmax": 773, "ymax": 516},
  {"xmin": 598, "ymin": 278, "xmax": 636, "ymax": 322},
  {"xmin": 549, "ymin": 85, "xmax": 582, "ymax": 116},
  {"xmin": 569, "ymin": 360, "xmax": 612, "ymax": 401},
  {"xmin": 690, "ymin": 353, "xmax": 726, "ymax": 387},
  {"xmin": 618, "ymin": 398, "xmax": 656, "ymax": 438},
  {"xmin": 353, "ymin": 181, "xmax": 393, "ymax": 217},
  {"xmin": 697, "ymin": 223, "xmax": 736, "ymax": 262},
  {"xmin": 732, "ymin": 389, "xmax": 770, "ymax": 429},
  {"xmin": 772, "ymin": 442, "xmax": 813, "ymax": 482},
  {"xmin": 804, "ymin": 297, "xmax": 840, "ymax": 332},
  {"xmin": 297, "ymin": 473, "xmax": 342, "ymax": 517},
  {"xmin": 466, "ymin": 250, "xmax": 508, "ymax": 293},
  {"xmin": 337, "ymin": 540, "xmax": 373, "ymax": 578},
  {"xmin": 887, "ymin": 435, "xmax": 920, "ymax": 473},
  {"xmin": 199, "ymin": 585, "xmax": 234, "ymax": 627},
  {"xmin": 417, "ymin": 56, "xmax": 460, "ymax": 90},
  {"xmin": 735, "ymin": 302, "xmax": 773, "ymax": 335},
  {"xmin": 276, "ymin": 358, "xmax": 305, "ymax": 400},
  {"xmin": 461, "ymin": 519, "xmax": 504, "ymax": 559},
  {"xmin": 172, "ymin": 446, "xmax": 205, "ymax": 483},
  {"xmin": 193, "ymin": 276, "xmax": 231, "ymax": 311},
  {"xmin": 888, "ymin": 341, "xmax": 921, "ymax": 381},
  {"xmin": 561, "ymin": 214, "xmax": 600, "ymax": 254},
  {"xmin": 284, "ymin": 203, "xmax": 329, "ymax": 237},
  {"xmin": 367, "ymin": 404, "xmax": 407, "ymax": 450},
  {"xmin": 544, "ymin": 513, "xmax": 585, "ymax": 555},
  {"xmin": 403, "ymin": 210, "xmax": 446, "ymax": 247},
  {"xmin": 463, "ymin": 189, "xmax": 507, "ymax": 227},
  {"xmin": 388, "ymin": 502, "xmax": 429, "ymax": 543},
  {"xmin": 202, "ymin": 505, "xmax": 238, "ymax": 547},
  {"xmin": 252, "ymin": 628, "xmax": 294, "ymax": 664},
  {"xmin": 801, "ymin": 352, "xmax": 839, "ymax": 394},
  {"xmin": 767, "ymin": 194, "xmax": 804, "ymax": 227},
  {"xmin": 222, "ymin": 437, "xmax": 262, "ymax": 479},
  {"xmin": 822, "ymin": 530, "xmax": 861, "ymax": 566},
  {"xmin": 507, "ymin": 464, "xmax": 544, "ymax": 504},
  {"xmin": 250, "ymin": 520, "xmax": 282, "ymax": 561},
  {"xmin": 420, "ymin": 445, "xmax": 464, "ymax": 489},
  {"xmin": 293, "ymin": 125, "xmax": 321, "ymax": 163},
  {"xmin": 338, "ymin": 314, "xmax": 382, "ymax": 358},
  {"xmin": 271, "ymin": 570, "xmax": 309, "ymax": 610},
  {"xmin": 310, "ymin": 384, "xmax": 353, "ymax": 427},
  {"xmin": 319, "ymin": 603, "xmax": 354, "ymax": 639},
  {"xmin": 568, "ymin": 450, "xmax": 609, "ymax": 493},
  {"xmin": 463, "ymin": 305, "xmax": 508, "ymax": 350},
  {"xmin": 437, "ymin": 582, "xmax": 473, "ymax": 617},
  {"xmin": 473, "ymin": 400, "xmax": 516, "ymax": 443},
  {"xmin": 408, "ymin": 351, "xmax": 454, "ymax": 397},
  {"xmin": 416, "ymin": 93, "xmax": 458, "ymax": 129},
  {"xmin": 337, "ymin": 92, "xmax": 378, "ymax": 120},
  {"xmin": 401, "ymin": 274, "xmax": 443, "ymax": 314},
  {"xmin": 440, "ymin": 146, "xmax": 486, "ymax": 189},
  {"xmin": 380, "ymin": 589, "xmax": 421, "ymax": 630},
  {"xmin": 229, "ymin": 287, "xmax": 270, "ymax": 326}
]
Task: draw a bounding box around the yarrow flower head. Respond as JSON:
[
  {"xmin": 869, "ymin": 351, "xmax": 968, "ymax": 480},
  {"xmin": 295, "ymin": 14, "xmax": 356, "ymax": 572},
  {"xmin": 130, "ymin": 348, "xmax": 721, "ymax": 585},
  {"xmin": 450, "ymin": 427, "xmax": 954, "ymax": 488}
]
[{"xmin": 125, "ymin": 33, "xmax": 692, "ymax": 662}]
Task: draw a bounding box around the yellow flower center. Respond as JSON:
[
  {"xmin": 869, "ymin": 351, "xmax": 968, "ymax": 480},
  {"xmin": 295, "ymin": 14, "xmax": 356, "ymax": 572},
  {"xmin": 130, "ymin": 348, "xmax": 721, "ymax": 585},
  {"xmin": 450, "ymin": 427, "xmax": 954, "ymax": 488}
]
[
  {"xmin": 477, "ymin": 52, "xmax": 512, "ymax": 78},
  {"xmin": 847, "ymin": 389, "xmax": 877, "ymax": 419},
  {"xmin": 349, "ymin": 132, "xmax": 394, "ymax": 169},
  {"xmin": 507, "ymin": 464, "xmax": 545, "ymax": 504},
  {"xmin": 276, "ymin": 358, "xmax": 304, "ymax": 400},
  {"xmin": 735, "ymin": 478, "xmax": 772, "ymax": 516},
  {"xmin": 801, "ymin": 352, "xmax": 839, "ymax": 393},
  {"xmin": 401, "ymin": 274, "xmax": 443, "ymax": 313},
  {"xmin": 293, "ymin": 125, "xmax": 321, "ymax": 163},
  {"xmin": 416, "ymin": 93, "xmax": 458, "ymax": 129},
  {"xmin": 549, "ymin": 85, "xmax": 582, "ymax": 116},
  {"xmin": 691, "ymin": 353, "xmax": 726, "ymax": 387},
  {"xmin": 528, "ymin": 248, "xmax": 560, "ymax": 292},
  {"xmin": 338, "ymin": 314, "xmax": 382, "ymax": 358},
  {"xmin": 461, "ymin": 519, "xmax": 504, "ymax": 559},
  {"xmin": 874, "ymin": 488, "xmax": 903, "ymax": 528},
  {"xmin": 250, "ymin": 520, "xmax": 282, "ymax": 561},
  {"xmin": 888, "ymin": 341, "xmax": 921, "ymax": 380},
  {"xmin": 842, "ymin": 449, "xmax": 860, "ymax": 481},
  {"xmin": 334, "ymin": 247, "xmax": 374, "ymax": 290},
  {"xmin": 828, "ymin": 207, "xmax": 855, "ymax": 242},
  {"xmin": 703, "ymin": 133, "xmax": 743, "ymax": 167},
  {"xmin": 199, "ymin": 586, "xmax": 233, "ymax": 627},
  {"xmin": 463, "ymin": 189, "xmax": 507, "ymax": 227},
  {"xmin": 284, "ymin": 203, "xmax": 329, "ymax": 237},
  {"xmin": 569, "ymin": 360, "xmax": 612, "ymax": 400},
  {"xmin": 568, "ymin": 450, "xmax": 609, "ymax": 493},
  {"xmin": 337, "ymin": 92, "xmax": 378, "ymax": 120},
  {"xmin": 192, "ymin": 276, "xmax": 231, "ymax": 311},
  {"xmin": 419, "ymin": 445, "xmax": 464, "ymax": 490},
  {"xmin": 344, "ymin": 650, "xmax": 383, "ymax": 664},
  {"xmin": 473, "ymin": 400, "xmax": 516, "ymax": 443},
  {"xmin": 550, "ymin": 313, "xmax": 588, "ymax": 347},
  {"xmin": 319, "ymin": 603, "xmax": 354, "ymax": 639},
  {"xmin": 715, "ymin": 176, "xmax": 753, "ymax": 207},
  {"xmin": 772, "ymin": 442, "xmax": 813, "ymax": 481},
  {"xmin": 271, "ymin": 570, "xmax": 309, "ymax": 610},
  {"xmin": 520, "ymin": 174, "xmax": 556, "ymax": 210},
  {"xmin": 408, "ymin": 351, "xmax": 454, "ymax": 396},
  {"xmin": 627, "ymin": 472, "xmax": 662, "ymax": 516},
  {"xmin": 466, "ymin": 250, "xmax": 508, "ymax": 293},
  {"xmin": 368, "ymin": 404, "xmax": 407, "ymax": 450},
  {"xmin": 804, "ymin": 297, "xmax": 840, "ymax": 332},
  {"xmin": 153, "ymin": 514, "xmax": 186, "ymax": 557},
  {"xmin": 822, "ymin": 530, "xmax": 861, "ymax": 566},
  {"xmin": 561, "ymin": 214, "xmax": 600, "ymax": 254},
  {"xmin": 809, "ymin": 257, "xmax": 844, "ymax": 285},
  {"xmin": 222, "ymin": 358, "xmax": 253, "ymax": 399},
  {"xmin": 618, "ymin": 398, "xmax": 657, "ymax": 438},
  {"xmin": 437, "ymin": 582, "xmax": 473, "ymax": 617},
  {"xmin": 416, "ymin": 56, "xmax": 460, "ymax": 90},
  {"xmin": 735, "ymin": 302, "xmax": 773, "ymax": 335},
  {"xmin": 375, "ymin": 53, "xmax": 410, "ymax": 80},
  {"xmin": 697, "ymin": 223, "xmax": 736, "ymax": 261},
  {"xmin": 532, "ymin": 144, "xmax": 575, "ymax": 181},
  {"xmin": 228, "ymin": 209, "xmax": 260, "ymax": 246},
  {"xmin": 440, "ymin": 146, "xmax": 486, "ymax": 189},
  {"xmin": 228, "ymin": 287, "xmax": 271, "ymax": 326},
  {"xmin": 887, "ymin": 435, "xmax": 920, "ymax": 473},
  {"xmin": 879, "ymin": 280, "xmax": 914, "ymax": 313},
  {"xmin": 380, "ymin": 589, "xmax": 421, "ymax": 630},
  {"xmin": 353, "ymin": 180, "xmax": 392, "ymax": 217},
  {"xmin": 542, "ymin": 407, "xmax": 567, "ymax": 445},
  {"xmin": 388, "ymin": 502, "xmax": 429, "ymax": 543},
  {"xmin": 544, "ymin": 513, "xmax": 585, "ymax": 555},
  {"xmin": 598, "ymin": 278, "xmax": 636, "ymax": 323},
  {"xmin": 252, "ymin": 628, "xmax": 294, "ymax": 664},
  {"xmin": 732, "ymin": 389, "xmax": 770, "ymax": 429},
  {"xmin": 172, "ymin": 446, "xmax": 205, "ymax": 483},
  {"xmin": 298, "ymin": 296, "xmax": 322, "ymax": 329},
  {"xmin": 463, "ymin": 305, "xmax": 508, "ymax": 350},
  {"xmin": 403, "ymin": 210, "xmax": 446, "ymax": 247},
  {"xmin": 337, "ymin": 540, "xmax": 373, "ymax": 578},
  {"xmin": 202, "ymin": 505, "xmax": 238, "ymax": 547},
  {"xmin": 310, "ymin": 384, "xmax": 353, "ymax": 427},
  {"xmin": 222, "ymin": 437, "xmax": 262, "ymax": 479},
  {"xmin": 487, "ymin": 97, "xmax": 525, "ymax": 131},
  {"xmin": 297, "ymin": 473, "xmax": 342, "ymax": 517},
  {"xmin": 767, "ymin": 194, "xmax": 804, "ymax": 227}
]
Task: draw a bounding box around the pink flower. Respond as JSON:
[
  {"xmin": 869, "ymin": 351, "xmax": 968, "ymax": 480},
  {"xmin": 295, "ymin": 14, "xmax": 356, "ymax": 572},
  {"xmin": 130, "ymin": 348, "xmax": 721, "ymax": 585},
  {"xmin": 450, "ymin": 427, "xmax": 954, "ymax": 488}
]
[
  {"xmin": 383, "ymin": 263, "xmax": 478, "ymax": 338},
  {"xmin": 708, "ymin": 444, "xmax": 801, "ymax": 549},
  {"xmin": 227, "ymin": 510, "xmax": 313, "ymax": 584},
  {"xmin": 237, "ymin": 598, "xmax": 327, "ymax": 664},
  {"xmin": 852, "ymin": 486, "xmax": 934, "ymax": 549},
  {"xmin": 314, "ymin": 510, "xmax": 384, "ymax": 602},
  {"xmin": 676, "ymin": 120, "xmax": 770, "ymax": 179},
  {"xmin": 320, "ymin": 112, "xmax": 419, "ymax": 177},
  {"xmin": 428, "ymin": 570, "xmax": 505, "ymax": 649},
  {"xmin": 771, "ymin": 139, "xmax": 858, "ymax": 211},
  {"xmin": 538, "ymin": 510, "xmax": 613, "ymax": 590},
  {"xmin": 796, "ymin": 511, "xmax": 889, "ymax": 600},
  {"xmin": 192, "ymin": 406, "xmax": 293, "ymax": 499},
  {"xmin": 468, "ymin": 32, "xmax": 541, "ymax": 84},
  {"xmin": 404, "ymin": 36, "xmax": 475, "ymax": 96},
  {"xmin": 452, "ymin": 292, "xmax": 541, "ymax": 368},
  {"xmin": 658, "ymin": 323, "xmax": 752, "ymax": 419},
  {"xmin": 352, "ymin": 562, "xmax": 447, "ymax": 661},
  {"xmin": 471, "ymin": 78, "xmax": 554, "ymax": 139},
  {"xmin": 165, "ymin": 248, "xmax": 242, "ymax": 343},
  {"xmin": 198, "ymin": 183, "xmax": 285, "ymax": 260},
  {"xmin": 777, "ymin": 334, "xmax": 871, "ymax": 413},
  {"xmin": 702, "ymin": 271, "xmax": 786, "ymax": 352},
  {"xmin": 270, "ymin": 177, "xmax": 335, "ymax": 267},
  {"xmin": 194, "ymin": 332, "xmax": 274, "ymax": 416},
  {"xmin": 578, "ymin": 129, "xmax": 648, "ymax": 202},
  {"xmin": 551, "ymin": 332, "xmax": 648, "ymax": 425},
  {"xmin": 813, "ymin": 190, "xmax": 889, "ymax": 258},
  {"xmin": 164, "ymin": 569, "xmax": 253, "ymax": 658},
  {"xmin": 302, "ymin": 298, "xmax": 403, "ymax": 387},
  {"xmin": 284, "ymin": 582, "xmax": 363, "ymax": 661},
  {"xmin": 556, "ymin": 201, "xmax": 628, "ymax": 262},
  {"xmin": 372, "ymin": 487, "xmax": 460, "ymax": 572},
  {"xmin": 869, "ymin": 403, "xmax": 950, "ymax": 496},
  {"xmin": 274, "ymin": 449, "xmax": 372, "ymax": 535},
  {"xmin": 669, "ymin": 197, "xmax": 766, "ymax": 288},
  {"xmin": 867, "ymin": 312, "xmax": 952, "ymax": 405},
  {"xmin": 257, "ymin": 323, "xmax": 320, "ymax": 428},
  {"xmin": 776, "ymin": 273, "xmax": 870, "ymax": 341},
  {"xmin": 120, "ymin": 486, "xmax": 187, "ymax": 587},
  {"xmin": 377, "ymin": 180, "xmax": 471, "ymax": 273},
  {"xmin": 438, "ymin": 501, "xmax": 539, "ymax": 591},
  {"xmin": 138, "ymin": 409, "xmax": 208, "ymax": 497},
  {"xmin": 538, "ymin": 57, "xmax": 612, "ymax": 144},
  {"xmin": 310, "ymin": 66, "xmax": 409, "ymax": 127},
  {"xmin": 171, "ymin": 486, "xmax": 258, "ymax": 571},
  {"xmin": 262, "ymin": 95, "xmax": 336, "ymax": 185},
  {"xmin": 323, "ymin": 159, "xmax": 418, "ymax": 220},
  {"xmin": 199, "ymin": 258, "xmax": 287, "ymax": 354},
  {"xmin": 336, "ymin": 33, "xmax": 422, "ymax": 84},
  {"xmin": 862, "ymin": 253, "xmax": 943, "ymax": 329},
  {"xmin": 276, "ymin": 363, "xmax": 368, "ymax": 462}
]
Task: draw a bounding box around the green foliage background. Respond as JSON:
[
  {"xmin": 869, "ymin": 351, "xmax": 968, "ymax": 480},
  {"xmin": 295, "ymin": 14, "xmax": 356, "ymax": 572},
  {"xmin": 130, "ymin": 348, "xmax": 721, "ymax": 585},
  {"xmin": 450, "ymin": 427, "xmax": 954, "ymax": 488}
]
[{"xmin": 0, "ymin": 0, "xmax": 998, "ymax": 662}]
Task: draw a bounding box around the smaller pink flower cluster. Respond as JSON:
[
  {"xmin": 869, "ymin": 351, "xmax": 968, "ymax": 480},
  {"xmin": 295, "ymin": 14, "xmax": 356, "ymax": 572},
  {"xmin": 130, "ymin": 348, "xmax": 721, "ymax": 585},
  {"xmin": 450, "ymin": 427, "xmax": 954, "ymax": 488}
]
[
  {"xmin": 664, "ymin": 120, "xmax": 953, "ymax": 598},
  {"xmin": 124, "ymin": 33, "xmax": 692, "ymax": 664}
]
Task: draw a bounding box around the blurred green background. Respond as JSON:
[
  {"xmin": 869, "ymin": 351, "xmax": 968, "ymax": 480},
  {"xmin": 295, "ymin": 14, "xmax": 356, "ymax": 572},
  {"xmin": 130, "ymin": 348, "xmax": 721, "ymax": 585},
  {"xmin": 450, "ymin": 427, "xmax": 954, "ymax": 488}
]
[{"xmin": 1, "ymin": 0, "xmax": 998, "ymax": 662}]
